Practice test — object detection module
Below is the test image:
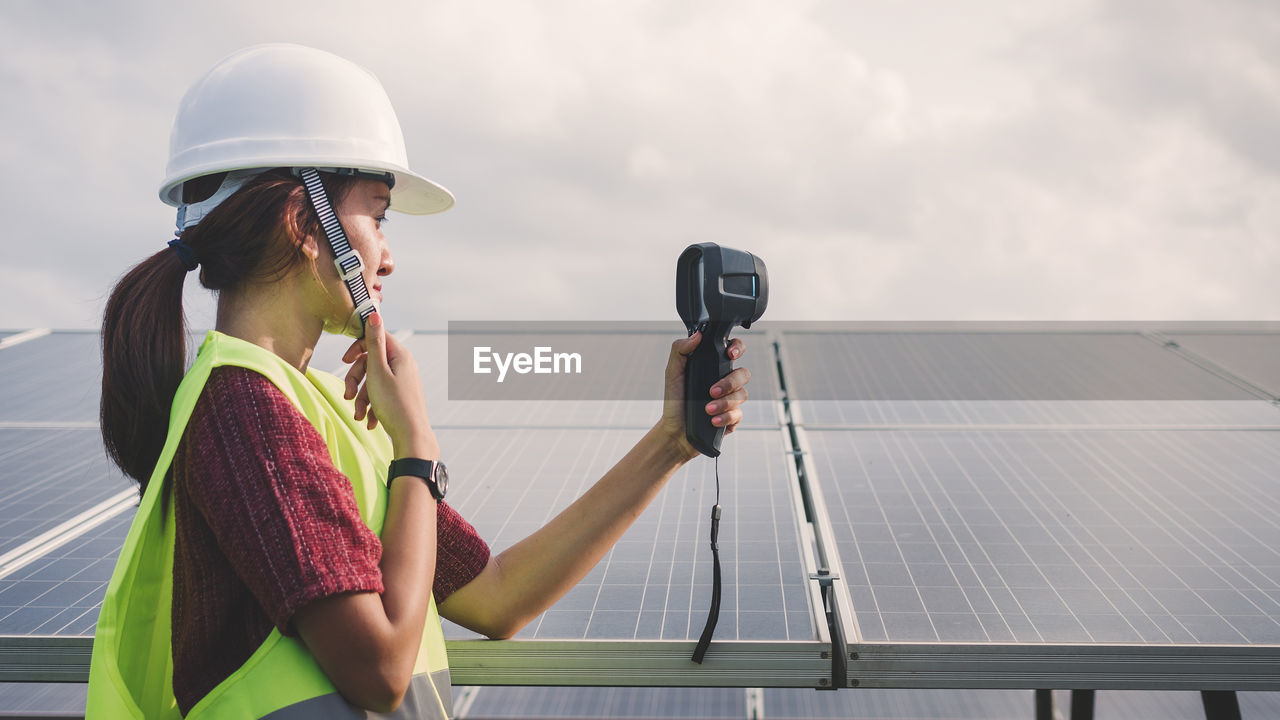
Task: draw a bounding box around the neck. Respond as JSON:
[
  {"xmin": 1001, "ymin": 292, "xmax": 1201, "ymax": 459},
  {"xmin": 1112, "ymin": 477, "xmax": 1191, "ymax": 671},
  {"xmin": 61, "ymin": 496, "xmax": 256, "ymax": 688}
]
[{"xmin": 215, "ymin": 275, "xmax": 323, "ymax": 372}]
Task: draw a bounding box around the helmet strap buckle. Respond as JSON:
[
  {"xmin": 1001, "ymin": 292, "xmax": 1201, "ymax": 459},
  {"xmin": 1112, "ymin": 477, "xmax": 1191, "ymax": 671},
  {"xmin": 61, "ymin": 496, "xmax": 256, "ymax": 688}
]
[{"xmin": 297, "ymin": 167, "xmax": 378, "ymax": 338}]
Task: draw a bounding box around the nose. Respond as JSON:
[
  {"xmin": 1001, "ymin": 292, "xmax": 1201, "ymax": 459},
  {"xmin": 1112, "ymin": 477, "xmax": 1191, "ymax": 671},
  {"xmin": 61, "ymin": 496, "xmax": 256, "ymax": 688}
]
[{"xmin": 377, "ymin": 239, "xmax": 394, "ymax": 277}]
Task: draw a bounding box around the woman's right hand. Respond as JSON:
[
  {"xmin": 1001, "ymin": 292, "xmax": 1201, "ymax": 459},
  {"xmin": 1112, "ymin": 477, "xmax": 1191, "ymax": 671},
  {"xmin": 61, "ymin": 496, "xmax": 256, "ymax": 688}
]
[{"xmin": 342, "ymin": 312, "xmax": 439, "ymax": 458}]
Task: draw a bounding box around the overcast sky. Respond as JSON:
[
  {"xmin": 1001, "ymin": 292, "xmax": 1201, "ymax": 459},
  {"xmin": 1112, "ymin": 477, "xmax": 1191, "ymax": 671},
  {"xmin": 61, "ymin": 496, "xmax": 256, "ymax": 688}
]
[{"xmin": 1, "ymin": 0, "xmax": 1277, "ymax": 330}]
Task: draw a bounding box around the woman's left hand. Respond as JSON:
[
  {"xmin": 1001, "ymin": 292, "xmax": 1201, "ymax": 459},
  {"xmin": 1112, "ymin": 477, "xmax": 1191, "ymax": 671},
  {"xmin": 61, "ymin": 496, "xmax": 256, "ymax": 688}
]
[{"xmin": 659, "ymin": 332, "xmax": 751, "ymax": 461}]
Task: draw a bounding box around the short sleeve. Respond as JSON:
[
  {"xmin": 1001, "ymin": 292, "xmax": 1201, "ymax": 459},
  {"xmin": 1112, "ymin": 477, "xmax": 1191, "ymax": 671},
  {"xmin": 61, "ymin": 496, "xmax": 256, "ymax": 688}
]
[
  {"xmin": 435, "ymin": 501, "xmax": 490, "ymax": 601},
  {"xmin": 183, "ymin": 366, "xmax": 385, "ymax": 635}
]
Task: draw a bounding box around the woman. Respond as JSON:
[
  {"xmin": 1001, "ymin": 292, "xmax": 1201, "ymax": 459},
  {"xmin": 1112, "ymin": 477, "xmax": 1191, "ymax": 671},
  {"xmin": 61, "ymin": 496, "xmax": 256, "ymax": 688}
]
[{"xmin": 88, "ymin": 44, "xmax": 750, "ymax": 718}]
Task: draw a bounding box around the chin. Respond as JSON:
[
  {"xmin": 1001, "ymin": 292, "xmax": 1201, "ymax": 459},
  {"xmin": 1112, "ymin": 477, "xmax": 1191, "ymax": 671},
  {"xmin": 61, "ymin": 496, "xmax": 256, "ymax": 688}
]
[{"xmin": 323, "ymin": 311, "xmax": 364, "ymax": 339}]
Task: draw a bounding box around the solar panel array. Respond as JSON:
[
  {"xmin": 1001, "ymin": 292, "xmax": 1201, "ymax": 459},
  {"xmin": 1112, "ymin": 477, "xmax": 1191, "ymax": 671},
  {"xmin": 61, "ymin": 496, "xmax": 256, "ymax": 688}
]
[
  {"xmin": 777, "ymin": 328, "xmax": 1280, "ymax": 691},
  {"xmin": 1, "ymin": 325, "xmax": 1279, "ymax": 717}
]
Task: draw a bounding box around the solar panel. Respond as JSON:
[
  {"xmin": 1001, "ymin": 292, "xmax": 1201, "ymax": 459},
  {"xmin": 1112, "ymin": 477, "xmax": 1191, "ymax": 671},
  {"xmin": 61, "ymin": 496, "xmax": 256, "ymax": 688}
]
[
  {"xmin": 0, "ymin": 511, "xmax": 129, "ymax": 636},
  {"xmin": 792, "ymin": 399, "xmax": 1280, "ymax": 429},
  {"xmin": 780, "ymin": 331, "xmax": 1264, "ymax": 401},
  {"xmin": 797, "ymin": 426, "xmax": 1280, "ymax": 689},
  {"xmin": 455, "ymin": 686, "xmax": 747, "ymax": 718},
  {"xmin": 0, "ymin": 682, "xmax": 88, "ymax": 717},
  {"xmin": 0, "ymin": 331, "xmax": 806, "ymax": 692},
  {"xmin": 779, "ymin": 331, "xmax": 1280, "ymax": 428},
  {"xmin": 763, "ymin": 687, "xmax": 1035, "ymax": 718},
  {"xmin": 1166, "ymin": 333, "xmax": 1280, "ymax": 400},
  {"xmin": 0, "ymin": 429, "xmax": 133, "ymax": 558},
  {"xmin": 438, "ymin": 427, "xmax": 812, "ymax": 643},
  {"xmin": 454, "ymin": 686, "xmax": 1280, "ymax": 718},
  {"xmin": 0, "ymin": 424, "xmax": 827, "ymax": 685},
  {"xmin": 0, "ymin": 332, "xmax": 101, "ymax": 424},
  {"xmin": 807, "ymin": 427, "xmax": 1280, "ymax": 645}
]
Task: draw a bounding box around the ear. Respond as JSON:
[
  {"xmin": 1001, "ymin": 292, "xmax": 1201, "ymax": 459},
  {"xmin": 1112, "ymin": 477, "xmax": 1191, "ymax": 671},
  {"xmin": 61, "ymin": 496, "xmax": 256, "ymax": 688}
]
[
  {"xmin": 300, "ymin": 232, "xmax": 321, "ymax": 260},
  {"xmin": 284, "ymin": 188, "xmax": 324, "ymax": 261}
]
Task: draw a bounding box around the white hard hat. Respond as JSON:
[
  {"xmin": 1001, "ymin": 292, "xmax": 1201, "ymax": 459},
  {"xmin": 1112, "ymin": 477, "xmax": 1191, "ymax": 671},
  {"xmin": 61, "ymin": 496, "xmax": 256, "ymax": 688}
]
[{"xmin": 160, "ymin": 43, "xmax": 454, "ymax": 215}]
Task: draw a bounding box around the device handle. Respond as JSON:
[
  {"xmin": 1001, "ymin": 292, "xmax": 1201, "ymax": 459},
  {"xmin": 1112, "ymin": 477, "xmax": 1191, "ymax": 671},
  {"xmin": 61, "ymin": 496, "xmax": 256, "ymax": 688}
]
[{"xmin": 684, "ymin": 321, "xmax": 734, "ymax": 458}]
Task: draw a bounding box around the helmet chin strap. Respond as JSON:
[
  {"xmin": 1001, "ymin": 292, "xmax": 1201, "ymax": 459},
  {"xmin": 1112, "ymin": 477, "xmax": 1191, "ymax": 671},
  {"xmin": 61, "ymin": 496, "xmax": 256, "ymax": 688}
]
[{"xmin": 297, "ymin": 167, "xmax": 379, "ymax": 339}]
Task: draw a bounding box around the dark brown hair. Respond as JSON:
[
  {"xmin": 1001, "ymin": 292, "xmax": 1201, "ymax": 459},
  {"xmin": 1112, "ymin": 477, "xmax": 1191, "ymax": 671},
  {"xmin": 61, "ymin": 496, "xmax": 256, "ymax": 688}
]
[{"xmin": 101, "ymin": 169, "xmax": 358, "ymax": 489}]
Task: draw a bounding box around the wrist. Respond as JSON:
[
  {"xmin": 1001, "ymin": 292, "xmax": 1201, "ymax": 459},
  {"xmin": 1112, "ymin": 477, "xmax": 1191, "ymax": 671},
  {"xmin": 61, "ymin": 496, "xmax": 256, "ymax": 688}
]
[
  {"xmin": 654, "ymin": 423, "xmax": 700, "ymax": 465},
  {"xmin": 388, "ymin": 457, "xmax": 448, "ymax": 501},
  {"xmin": 393, "ymin": 431, "xmax": 440, "ymax": 460}
]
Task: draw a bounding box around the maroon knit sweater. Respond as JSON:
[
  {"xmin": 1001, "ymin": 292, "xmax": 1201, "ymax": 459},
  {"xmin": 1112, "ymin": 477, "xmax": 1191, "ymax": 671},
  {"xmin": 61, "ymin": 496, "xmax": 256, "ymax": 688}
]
[{"xmin": 171, "ymin": 366, "xmax": 489, "ymax": 714}]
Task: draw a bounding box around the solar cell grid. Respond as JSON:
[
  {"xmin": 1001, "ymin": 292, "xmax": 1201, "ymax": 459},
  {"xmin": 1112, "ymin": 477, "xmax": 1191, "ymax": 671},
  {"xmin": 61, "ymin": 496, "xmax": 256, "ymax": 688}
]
[
  {"xmin": 437, "ymin": 427, "xmax": 813, "ymax": 643},
  {"xmin": 0, "ymin": 511, "xmax": 130, "ymax": 636},
  {"xmin": 765, "ymin": 687, "xmax": 1036, "ymax": 719},
  {"xmin": 791, "ymin": 399, "xmax": 1280, "ymax": 428},
  {"xmin": 1167, "ymin": 333, "xmax": 1280, "ymax": 400},
  {"xmin": 782, "ymin": 332, "xmax": 1262, "ymax": 401},
  {"xmin": 0, "ymin": 429, "xmax": 132, "ymax": 557},
  {"xmin": 458, "ymin": 685, "xmax": 747, "ymax": 718},
  {"xmin": 0, "ymin": 332, "xmax": 101, "ymax": 423},
  {"xmin": 805, "ymin": 428, "xmax": 1280, "ymax": 646},
  {"xmin": 779, "ymin": 331, "xmax": 1280, "ymax": 428}
]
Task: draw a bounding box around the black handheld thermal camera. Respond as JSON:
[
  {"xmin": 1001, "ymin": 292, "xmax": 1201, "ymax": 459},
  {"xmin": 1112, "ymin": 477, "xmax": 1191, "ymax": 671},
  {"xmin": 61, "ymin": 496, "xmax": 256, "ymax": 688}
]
[
  {"xmin": 676, "ymin": 243, "xmax": 769, "ymax": 458},
  {"xmin": 676, "ymin": 242, "xmax": 768, "ymax": 664}
]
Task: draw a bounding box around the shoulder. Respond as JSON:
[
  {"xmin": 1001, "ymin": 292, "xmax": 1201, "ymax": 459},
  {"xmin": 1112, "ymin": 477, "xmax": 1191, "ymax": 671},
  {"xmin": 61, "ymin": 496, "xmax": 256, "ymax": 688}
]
[
  {"xmin": 182, "ymin": 365, "xmax": 337, "ymax": 502},
  {"xmin": 191, "ymin": 366, "xmax": 321, "ymax": 445},
  {"xmin": 201, "ymin": 364, "xmax": 292, "ymax": 407}
]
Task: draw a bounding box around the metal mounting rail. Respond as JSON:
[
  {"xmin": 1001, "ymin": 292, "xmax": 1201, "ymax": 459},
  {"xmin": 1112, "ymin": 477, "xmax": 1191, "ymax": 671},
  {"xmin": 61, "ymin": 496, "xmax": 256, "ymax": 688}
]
[{"xmin": 772, "ymin": 337, "xmax": 852, "ymax": 688}]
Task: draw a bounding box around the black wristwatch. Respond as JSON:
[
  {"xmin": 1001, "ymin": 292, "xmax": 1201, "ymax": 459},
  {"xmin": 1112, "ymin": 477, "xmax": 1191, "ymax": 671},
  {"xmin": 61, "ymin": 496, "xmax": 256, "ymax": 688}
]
[{"xmin": 387, "ymin": 458, "xmax": 448, "ymax": 501}]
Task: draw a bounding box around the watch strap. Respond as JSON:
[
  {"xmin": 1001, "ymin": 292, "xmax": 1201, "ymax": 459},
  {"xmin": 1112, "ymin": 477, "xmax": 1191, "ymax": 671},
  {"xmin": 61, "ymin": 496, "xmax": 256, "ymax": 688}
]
[{"xmin": 387, "ymin": 457, "xmax": 446, "ymax": 500}]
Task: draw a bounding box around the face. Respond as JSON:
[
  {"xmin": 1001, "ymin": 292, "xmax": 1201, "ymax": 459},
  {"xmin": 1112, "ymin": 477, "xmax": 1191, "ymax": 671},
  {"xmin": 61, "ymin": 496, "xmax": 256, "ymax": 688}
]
[{"xmin": 313, "ymin": 178, "xmax": 395, "ymax": 337}]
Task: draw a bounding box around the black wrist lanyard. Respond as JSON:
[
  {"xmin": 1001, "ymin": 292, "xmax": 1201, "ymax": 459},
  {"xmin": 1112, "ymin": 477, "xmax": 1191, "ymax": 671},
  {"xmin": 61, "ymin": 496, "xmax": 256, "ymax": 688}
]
[{"xmin": 691, "ymin": 455, "xmax": 721, "ymax": 664}]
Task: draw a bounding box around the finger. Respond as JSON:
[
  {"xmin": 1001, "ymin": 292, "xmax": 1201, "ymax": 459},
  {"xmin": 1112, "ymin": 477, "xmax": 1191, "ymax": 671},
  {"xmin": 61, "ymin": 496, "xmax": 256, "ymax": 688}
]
[
  {"xmin": 344, "ymin": 356, "xmax": 368, "ymax": 400},
  {"xmin": 706, "ymin": 386, "xmax": 748, "ymax": 415},
  {"xmin": 366, "ymin": 407, "xmax": 379, "ymax": 431},
  {"xmin": 676, "ymin": 331, "xmax": 701, "ymax": 357},
  {"xmin": 711, "ymin": 407, "xmax": 742, "ymax": 428},
  {"xmin": 354, "ymin": 384, "xmax": 370, "ymax": 422},
  {"xmin": 341, "ymin": 337, "xmax": 367, "ymax": 365},
  {"xmin": 710, "ymin": 366, "xmax": 751, "ymax": 399},
  {"xmin": 666, "ymin": 331, "xmax": 702, "ymax": 382},
  {"xmin": 381, "ymin": 328, "xmax": 405, "ymax": 365},
  {"xmin": 365, "ymin": 311, "xmax": 389, "ymax": 374},
  {"xmin": 727, "ymin": 338, "xmax": 746, "ymax": 360}
]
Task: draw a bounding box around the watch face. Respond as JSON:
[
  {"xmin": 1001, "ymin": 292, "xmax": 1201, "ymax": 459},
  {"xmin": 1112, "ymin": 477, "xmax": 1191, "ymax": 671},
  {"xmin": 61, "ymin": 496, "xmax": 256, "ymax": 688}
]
[{"xmin": 434, "ymin": 462, "xmax": 449, "ymax": 497}]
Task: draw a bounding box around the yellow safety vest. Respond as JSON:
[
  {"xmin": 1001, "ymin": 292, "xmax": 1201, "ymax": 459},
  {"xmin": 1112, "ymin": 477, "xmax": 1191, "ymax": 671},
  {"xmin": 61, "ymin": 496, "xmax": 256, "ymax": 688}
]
[{"xmin": 87, "ymin": 331, "xmax": 452, "ymax": 719}]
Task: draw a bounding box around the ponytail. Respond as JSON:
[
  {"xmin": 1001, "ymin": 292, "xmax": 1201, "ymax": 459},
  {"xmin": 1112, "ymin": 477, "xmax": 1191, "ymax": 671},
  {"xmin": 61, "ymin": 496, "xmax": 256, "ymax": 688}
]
[
  {"xmin": 100, "ymin": 169, "xmax": 359, "ymax": 490},
  {"xmin": 100, "ymin": 249, "xmax": 191, "ymax": 488}
]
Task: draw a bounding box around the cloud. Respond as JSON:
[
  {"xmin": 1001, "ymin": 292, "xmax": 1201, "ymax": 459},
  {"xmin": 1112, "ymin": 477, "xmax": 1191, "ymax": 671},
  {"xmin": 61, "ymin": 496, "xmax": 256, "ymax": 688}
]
[
  {"xmin": 1, "ymin": 0, "xmax": 1277, "ymax": 330},
  {"xmin": 1036, "ymin": 0, "xmax": 1280, "ymax": 175}
]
